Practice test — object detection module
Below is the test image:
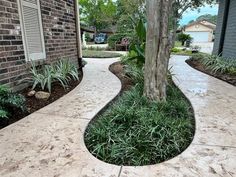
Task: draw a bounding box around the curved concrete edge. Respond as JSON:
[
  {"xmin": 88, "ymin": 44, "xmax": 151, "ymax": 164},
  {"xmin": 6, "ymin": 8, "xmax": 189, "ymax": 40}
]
[
  {"xmin": 0, "ymin": 58, "xmax": 123, "ymax": 177},
  {"xmin": 0, "ymin": 56, "xmax": 235, "ymax": 177},
  {"xmin": 119, "ymin": 55, "xmax": 236, "ymax": 177}
]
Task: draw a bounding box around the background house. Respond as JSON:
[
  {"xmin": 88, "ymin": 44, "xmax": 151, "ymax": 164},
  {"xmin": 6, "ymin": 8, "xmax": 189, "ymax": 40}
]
[
  {"xmin": 184, "ymin": 20, "xmax": 216, "ymax": 42},
  {"xmin": 213, "ymin": 0, "xmax": 236, "ymax": 58},
  {"xmin": 0, "ymin": 0, "xmax": 81, "ymax": 90}
]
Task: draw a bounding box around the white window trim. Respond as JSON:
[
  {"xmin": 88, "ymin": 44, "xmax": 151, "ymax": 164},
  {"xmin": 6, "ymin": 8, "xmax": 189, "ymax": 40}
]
[{"xmin": 17, "ymin": 0, "xmax": 46, "ymax": 61}]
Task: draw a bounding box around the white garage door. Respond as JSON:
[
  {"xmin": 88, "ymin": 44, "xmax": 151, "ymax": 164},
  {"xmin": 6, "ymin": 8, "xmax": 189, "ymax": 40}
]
[{"xmin": 185, "ymin": 32, "xmax": 209, "ymax": 42}]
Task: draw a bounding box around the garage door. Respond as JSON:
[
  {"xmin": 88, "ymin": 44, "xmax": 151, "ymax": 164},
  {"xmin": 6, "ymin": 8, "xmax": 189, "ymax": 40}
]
[{"xmin": 185, "ymin": 32, "xmax": 209, "ymax": 42}]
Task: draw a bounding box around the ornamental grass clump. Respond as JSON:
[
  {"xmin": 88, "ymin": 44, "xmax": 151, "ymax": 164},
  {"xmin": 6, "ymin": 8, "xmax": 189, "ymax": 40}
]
[
  {"xmin": 192, "ymin": 54, "xmax": 236, "ymax": 75},
  {"xmin": 24, "ymin": 59, "xmax": 79, "ymax": 92}
]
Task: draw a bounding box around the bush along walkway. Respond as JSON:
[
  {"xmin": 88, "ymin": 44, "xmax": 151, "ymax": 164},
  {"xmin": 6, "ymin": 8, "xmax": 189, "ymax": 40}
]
[{"xmin": 0, "ymin": 56, "xmax": 235, "ymax": 177}]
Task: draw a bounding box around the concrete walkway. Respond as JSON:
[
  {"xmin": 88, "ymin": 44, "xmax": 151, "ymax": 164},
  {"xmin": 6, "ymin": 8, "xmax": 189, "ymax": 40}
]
[{"xmin": 0, "ymin": 56, "xmax": 236, "ymax": 177}]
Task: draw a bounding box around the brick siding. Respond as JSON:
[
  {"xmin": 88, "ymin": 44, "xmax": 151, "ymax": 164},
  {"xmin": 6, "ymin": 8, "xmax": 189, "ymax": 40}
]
[{"xmin": 0, "ymin": 0, "xmax": 79, "ymax": 90}]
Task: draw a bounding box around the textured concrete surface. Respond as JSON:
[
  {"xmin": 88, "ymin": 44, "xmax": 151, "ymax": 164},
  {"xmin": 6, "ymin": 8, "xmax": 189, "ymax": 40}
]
[
  {"xmin": 0, "ymin": 56, "xmax": 236, "ymax": 177},
  {"xmin": 120, "ymin": 55, "xmax": 236, "ymax": 177},
  {"xmin": 192, "ymin": 42, "xmax": 214, "ymax": 54},
  {"xmin": 0, "ymin": 58, "xmax": 122, "ymax": 177}
]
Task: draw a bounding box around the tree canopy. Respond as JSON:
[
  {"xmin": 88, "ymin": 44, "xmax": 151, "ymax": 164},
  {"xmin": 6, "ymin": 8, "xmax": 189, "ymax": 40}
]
[{"xmin": 79, "ymin": 0, "xmax": 117, "ymax": 31}]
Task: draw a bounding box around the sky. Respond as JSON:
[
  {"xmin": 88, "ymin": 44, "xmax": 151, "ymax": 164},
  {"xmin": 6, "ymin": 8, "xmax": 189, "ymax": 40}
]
[{"xmin": 179, "ymin": 4, "xmax": 219, "ymax": 26}]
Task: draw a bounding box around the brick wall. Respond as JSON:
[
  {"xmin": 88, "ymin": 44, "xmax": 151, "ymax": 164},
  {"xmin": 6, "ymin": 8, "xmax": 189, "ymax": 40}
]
[
  {"xmin": 40, "ymin": 0, "xmax": 78, "ymax": 64},
  {"xmin": 0, "ymin": 0, "xmax": 78, "ymax": 90},
  {"xmin": 0, "ymin": 0, "xmax": 26, "ymax": 88}
]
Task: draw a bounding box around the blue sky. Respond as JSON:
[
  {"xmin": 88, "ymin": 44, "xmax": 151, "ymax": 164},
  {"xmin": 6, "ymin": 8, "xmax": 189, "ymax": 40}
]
[{"xmin": 180, "ymin": 5, "xmax": 219, "ymax": 26}]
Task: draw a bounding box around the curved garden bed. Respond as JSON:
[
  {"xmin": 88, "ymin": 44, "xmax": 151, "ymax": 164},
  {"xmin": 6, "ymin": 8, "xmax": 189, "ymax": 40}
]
[
  {"xmin": 84, "ymin": 62, "xmax": 195, "ymax": 166},
  {"xmin": 186, "ymin": 54, "xmax": 236, "ymax": 86},
  {"xmin": 0, "ymin": 60, "xmax": 83, "ymax": 130}
]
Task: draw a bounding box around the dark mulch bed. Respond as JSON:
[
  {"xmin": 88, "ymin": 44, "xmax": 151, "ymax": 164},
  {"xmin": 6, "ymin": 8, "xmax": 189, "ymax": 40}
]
[
  {"xmin": 109, "ymin": 62, "xmax": 134, "ymax": 92},
  {"xmin": 0, "ymin": 72, "xmax": 83, "ymax": 129},
  {"xmin": 186, "ymin": 59, "xmax": 236, "ymax": 86}
]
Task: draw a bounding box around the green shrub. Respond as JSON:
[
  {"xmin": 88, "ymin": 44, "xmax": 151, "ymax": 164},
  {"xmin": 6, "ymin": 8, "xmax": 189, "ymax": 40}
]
[
  {"xmin": 0, "ymin": 85, "xmax": 26, "ymax": 119},
  {"xmin": 127, "ymin": 19, "xmax": 146, "ymax": 67},
  {"xmin": 177, "ymin": 33, "xmax": 192, "ymax": 46},
  {"xmin": 171, "ymin": 47, "xmax": 182, "ymax": 53},
  {"xmin": 24, "ymin": 59, "xmax": 79, "ymax": 92},
  {"xmin": 124, "ymin": 64, "xmax": 144, "ymax": 85},
  {"xmin": 108, "ymin": 33, "xmax": 132, "ymax": 49}
]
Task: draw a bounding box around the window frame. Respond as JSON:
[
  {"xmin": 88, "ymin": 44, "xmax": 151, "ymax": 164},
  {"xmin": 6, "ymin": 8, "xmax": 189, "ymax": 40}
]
[{"xmin": 17, "ymin": 0, "xmax": 46, "ymax": 61}]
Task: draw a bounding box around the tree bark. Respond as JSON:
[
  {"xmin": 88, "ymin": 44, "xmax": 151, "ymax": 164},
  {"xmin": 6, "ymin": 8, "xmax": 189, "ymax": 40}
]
[{"xmin": 144, "ymin": 0, "xmax": 173, "ymax": 102}]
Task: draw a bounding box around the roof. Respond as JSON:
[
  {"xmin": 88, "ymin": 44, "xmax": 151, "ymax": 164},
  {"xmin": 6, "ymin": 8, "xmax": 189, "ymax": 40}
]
[{"xmin": 184, "ymin": 20, "xmax": 216, "ymax": 31}]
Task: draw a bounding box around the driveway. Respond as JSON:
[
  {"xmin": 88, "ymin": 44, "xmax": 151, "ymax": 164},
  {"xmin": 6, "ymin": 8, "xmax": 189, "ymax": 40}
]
[{"xmin": 192, "ymin": 42, "xmax": 214, "ymax": 54}]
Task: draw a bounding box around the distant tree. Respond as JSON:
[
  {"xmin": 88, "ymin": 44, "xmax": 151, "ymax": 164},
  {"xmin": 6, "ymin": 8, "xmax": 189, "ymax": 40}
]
[
  {"xmin": 79, "ymin": 0, "xmax": 117, "ymax": 33},
  {"xmin": 188, "ymin": 20, "xmax": 195, "ymax": 24},
  {"xmin": 187, "ymin": 14, "xmax": 217, "ymax": 24},
  {"xmin": 177, "ymin": 33, "xmax": 192, "ymax": 46},
  {"xmin": 116, "ymin": 0, "xmax": 145, "ymax": 33},
  {"xmin": 196, "ymin": 14, "xmax": 217, "ymax": 24}
]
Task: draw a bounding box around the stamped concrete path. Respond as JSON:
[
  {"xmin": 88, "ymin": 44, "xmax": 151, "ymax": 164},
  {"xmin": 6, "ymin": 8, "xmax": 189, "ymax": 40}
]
[{"xmin": 0, "ymin": 56, "xmax": 236, "ymax": 177}]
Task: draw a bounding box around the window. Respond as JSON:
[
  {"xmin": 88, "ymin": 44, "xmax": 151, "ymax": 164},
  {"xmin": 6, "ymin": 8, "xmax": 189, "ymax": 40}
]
[{"xmin": 17, "ymin": 0, "xmax": 46, "ymax": 61}]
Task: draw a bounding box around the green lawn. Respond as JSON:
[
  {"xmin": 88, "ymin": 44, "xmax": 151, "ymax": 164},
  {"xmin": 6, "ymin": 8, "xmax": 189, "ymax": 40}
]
[{"xmin": 82, "ymin": 50, "xmax": 122, "ymax": 58}]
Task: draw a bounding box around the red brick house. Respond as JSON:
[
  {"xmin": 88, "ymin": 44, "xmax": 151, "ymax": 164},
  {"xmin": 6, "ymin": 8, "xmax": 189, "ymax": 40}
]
[{"xmin": 0, "ymin": 0, "xmax": 82, "ymax": 90}]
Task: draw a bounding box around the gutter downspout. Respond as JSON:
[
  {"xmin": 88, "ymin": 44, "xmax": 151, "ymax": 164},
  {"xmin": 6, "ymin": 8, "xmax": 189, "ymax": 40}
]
[
  {"xmin": 218, "ymin": 0, "xmax": 230, "ymax": 56},
  {"xmin": 75, "ymin": 0, "xmax": 83, "ymax": 71}
]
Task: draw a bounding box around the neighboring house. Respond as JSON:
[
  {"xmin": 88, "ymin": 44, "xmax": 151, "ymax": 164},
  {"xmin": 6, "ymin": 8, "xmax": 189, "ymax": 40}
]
[
  {"xmin": 184, "ymin": 20, "xmax": 216, "ymax": 43},
  {"xmin": 0, "ymin": 0, "xmax": 82, "ymax": 90},
  {"xmin": 213, "ymin": 0, "xmax": 236, "ymax": 58}
]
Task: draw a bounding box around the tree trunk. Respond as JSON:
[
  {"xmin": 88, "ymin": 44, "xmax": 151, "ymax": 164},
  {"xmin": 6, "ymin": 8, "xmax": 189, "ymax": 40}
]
[
  {"xmin": 144, "ymin": 0, "xmax": 173, "ymax": 102},
  {"xmin": 171, "ymin": 16, "xmax": 178, "ymax": 48}
]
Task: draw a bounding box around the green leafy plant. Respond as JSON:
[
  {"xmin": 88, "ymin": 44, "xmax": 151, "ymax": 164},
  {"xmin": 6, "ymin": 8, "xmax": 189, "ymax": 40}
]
[
  {"xmin": 127, "ymin": 19, "xmax": 147, "ymax": 67},
  {"xmin": 108, "ymin": 33, "xmax": 133, "ymax": 49},
  {"xmin": 124, "ymin": 64, "xmax": 144, "ymax": 85},
  {"xmin": 171, "ymin": 47, "xmax": 182, "ymax": 53},
  {"xmin": 24, "ymin": 59, "xmax": 79, "ymax": 93},
  {"xmin": 0, "ymin": 85, "xmax": 26, "ymax": 119}
]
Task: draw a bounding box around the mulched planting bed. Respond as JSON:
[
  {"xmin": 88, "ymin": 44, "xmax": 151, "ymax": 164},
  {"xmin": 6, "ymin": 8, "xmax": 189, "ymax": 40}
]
[
  {"xmin": 109, "ymin": 62, "xmax": 134, "ymax": 92},
  {"xmin": 85, "ymin": 62, "xmax": 195, "ymax": 166},
  {"xmin": 186, "ymin": 59, "xmax": 236, "ymax": 86},
  {"xmin": 0, "ymin": 72, "xmax": 82, "ymax": 129}
]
